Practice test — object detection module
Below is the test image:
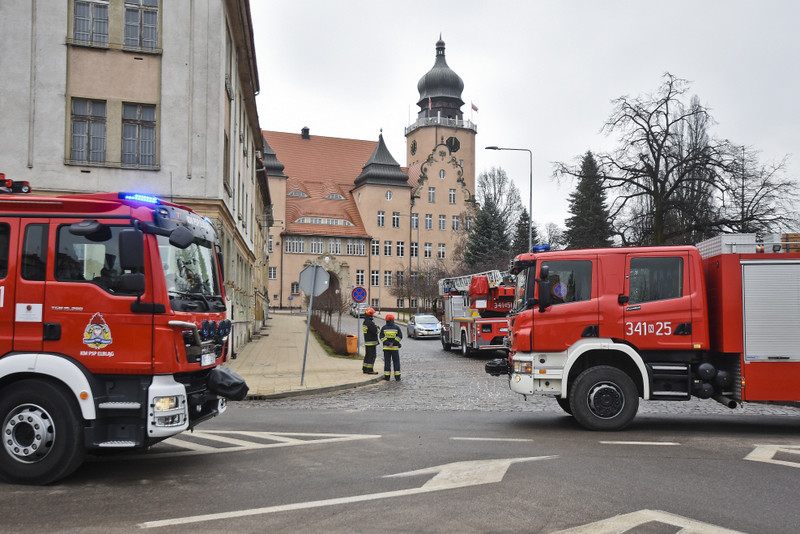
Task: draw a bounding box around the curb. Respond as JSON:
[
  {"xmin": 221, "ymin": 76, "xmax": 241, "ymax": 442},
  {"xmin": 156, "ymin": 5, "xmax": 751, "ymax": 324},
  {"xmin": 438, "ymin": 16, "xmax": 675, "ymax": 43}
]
[{"xmin": 243, "ymin": 376, "xmax": 384, "ymax": 400}]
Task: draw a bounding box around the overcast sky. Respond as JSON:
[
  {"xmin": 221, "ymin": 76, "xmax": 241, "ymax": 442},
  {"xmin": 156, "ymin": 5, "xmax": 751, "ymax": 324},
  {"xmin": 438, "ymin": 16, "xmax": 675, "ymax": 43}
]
[{"xmin": 250, "ymin": 0, "xmax": 799, "ymax": 231}]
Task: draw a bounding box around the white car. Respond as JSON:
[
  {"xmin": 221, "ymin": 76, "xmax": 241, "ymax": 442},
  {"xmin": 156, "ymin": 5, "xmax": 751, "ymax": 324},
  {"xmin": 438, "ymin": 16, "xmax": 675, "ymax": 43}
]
[
  {"xmin": 350, "ymin": 303, "xmax": 369, "ymax": 317},
  {"xmin": 406, "ymin": 314, "xmax": 441, "ymax": 339}
]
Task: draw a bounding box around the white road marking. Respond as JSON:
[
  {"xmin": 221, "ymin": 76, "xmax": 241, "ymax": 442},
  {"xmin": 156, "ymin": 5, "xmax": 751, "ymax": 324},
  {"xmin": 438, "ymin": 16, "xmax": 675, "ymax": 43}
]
[
  {"xmin": 451, "ymin": 437, "xmax": 534, "ymax": 443},
  {"xmin": 138, "ymin": 455, "xmax": 557, "ymax": 529},
  {"xmin": 745, "ymin": 444, "xmax": 800, "ymax": 468},
  {"xmin": 137, "ymin": 431, "xmax": 380, "ymax": 459},
  {"xmin": 553, "ymin": 509, "xmax": 745, "ymax": 534},
  {"xmin": 599, "ymin": 440, "xmax": 680, "ymax": 446}
]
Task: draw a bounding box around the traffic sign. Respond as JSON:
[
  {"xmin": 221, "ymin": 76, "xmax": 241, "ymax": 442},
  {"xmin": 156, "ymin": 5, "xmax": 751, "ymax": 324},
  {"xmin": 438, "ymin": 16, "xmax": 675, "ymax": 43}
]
[
  {"xmin": 352, "ymin": 286, "xmax": 366, "ymax": 302},
  {"xmin": 298, "ymin": 265, "xmax": 329, "ymax": 297}
]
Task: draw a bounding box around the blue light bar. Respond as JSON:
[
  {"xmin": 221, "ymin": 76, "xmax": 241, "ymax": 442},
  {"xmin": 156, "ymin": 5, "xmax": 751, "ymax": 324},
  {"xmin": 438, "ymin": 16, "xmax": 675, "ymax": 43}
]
[
  {"xmin": 533, "ymin": 244, "xmax": 551, "ymax": 252},
  {"xmin": 119, "ymin": 192, "xmax": 160, "ymax": 204}
]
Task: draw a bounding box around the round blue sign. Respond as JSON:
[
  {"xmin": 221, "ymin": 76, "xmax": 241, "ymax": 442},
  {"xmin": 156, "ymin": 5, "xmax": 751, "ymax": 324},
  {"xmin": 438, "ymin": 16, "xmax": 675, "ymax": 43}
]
[
  {"xmin": 352, "ymin": 286, "xmax": 367, "ymax": 302},
  {"xmin": 553, "ymin": 283, "xmax": 568, "ymax": 299}
]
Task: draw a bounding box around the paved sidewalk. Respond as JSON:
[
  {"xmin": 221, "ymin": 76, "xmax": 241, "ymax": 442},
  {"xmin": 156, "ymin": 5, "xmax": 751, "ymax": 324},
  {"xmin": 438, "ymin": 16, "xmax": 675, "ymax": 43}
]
[{"xmin": 225, "ymin": 311, "xmax": 381, "ymax": 399}]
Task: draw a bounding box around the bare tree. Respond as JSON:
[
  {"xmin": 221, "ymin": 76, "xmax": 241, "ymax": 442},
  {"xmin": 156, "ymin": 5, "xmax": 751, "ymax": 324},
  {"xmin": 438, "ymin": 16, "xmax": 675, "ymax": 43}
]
[{"xmin": 476, "ymin": 167, "xmax": 524, "ymax": 236}]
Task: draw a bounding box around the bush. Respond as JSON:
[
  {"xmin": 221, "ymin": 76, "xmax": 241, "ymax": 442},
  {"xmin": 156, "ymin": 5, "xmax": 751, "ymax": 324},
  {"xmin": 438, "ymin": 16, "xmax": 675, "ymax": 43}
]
[{"xmin": 309, "ymin": 314, "xmax": 349, "ymax": 355}]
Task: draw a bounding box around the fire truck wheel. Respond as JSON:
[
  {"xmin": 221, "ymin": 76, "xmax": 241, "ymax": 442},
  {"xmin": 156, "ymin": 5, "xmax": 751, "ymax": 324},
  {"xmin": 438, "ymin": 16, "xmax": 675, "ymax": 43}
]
[
  {"xmin": 556, "ymin": 397, "xmax": 572, "ymax": 415},
  {"xmin": 569, "ymin": 366, "xmax": 639, "ymax": 431},
  {"xmin": 441, "ymin": 334, "xmax": 451, "ymax": 351},
  {"xmin": 0, "ymin": 380, "xmax": 86, "ymax": 485},
  {"xmin": 460, "ymin": 332, "xmax": 472, "ymax": 357}
]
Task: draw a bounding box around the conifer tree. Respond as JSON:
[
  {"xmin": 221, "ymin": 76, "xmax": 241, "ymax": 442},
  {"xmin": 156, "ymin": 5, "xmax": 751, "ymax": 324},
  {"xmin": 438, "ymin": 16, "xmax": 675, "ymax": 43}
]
[
  {"xmin": 463, "ymin": 197, "xmax": 511, "ymax": 271},
  {"xmin": 564, "ymin": 151, "xmax": 613, "ymax": 249}
]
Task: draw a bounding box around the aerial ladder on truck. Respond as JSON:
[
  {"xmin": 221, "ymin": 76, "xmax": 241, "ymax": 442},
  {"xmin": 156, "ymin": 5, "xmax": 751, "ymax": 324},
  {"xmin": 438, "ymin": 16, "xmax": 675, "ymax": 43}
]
[{"xmin": 434, "ymin": 270, "xmax": 515, "ymax": 356}]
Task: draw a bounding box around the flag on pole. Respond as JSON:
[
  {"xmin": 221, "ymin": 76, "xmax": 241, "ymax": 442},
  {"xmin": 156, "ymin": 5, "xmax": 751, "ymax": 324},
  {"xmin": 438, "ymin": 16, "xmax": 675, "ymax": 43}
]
[
  {"xmin": 471, "ymin": 102, "xmax": 479, "ymax": 112},
  {"xmin": 428, "ymin": 97, "xmax": 432, "ymax": 111}
]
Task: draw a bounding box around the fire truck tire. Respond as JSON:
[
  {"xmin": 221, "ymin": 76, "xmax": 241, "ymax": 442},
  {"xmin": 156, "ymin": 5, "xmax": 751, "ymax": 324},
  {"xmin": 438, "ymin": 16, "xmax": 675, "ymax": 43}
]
[
  {"xmin": 460, "ymin": 332, "xmax": 472, "ymax": 357},
  {"xmin": 441, "ymin": 334, "xmax": 451, "ymax": 351},
  {"xmin": 556, "ymin": 397, "xmax": 572, "ymax": 415},
  {"xmin": 569, "ymin": 366, "xmax": 638, "ymax": 431},
  {"xmin": 0, "ymin": 379, "xmax": 86, "ymax": 485}
]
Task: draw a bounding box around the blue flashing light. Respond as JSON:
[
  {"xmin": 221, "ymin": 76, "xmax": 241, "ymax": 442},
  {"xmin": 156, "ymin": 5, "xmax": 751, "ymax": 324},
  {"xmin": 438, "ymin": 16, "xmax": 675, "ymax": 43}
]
[
  {"xmin": 533, "ymin": 244, "xmax": 551, "ymax": 252},
  {"xmin": 119, "ymin": 192, "xmax": 160, "ymax": 205}
]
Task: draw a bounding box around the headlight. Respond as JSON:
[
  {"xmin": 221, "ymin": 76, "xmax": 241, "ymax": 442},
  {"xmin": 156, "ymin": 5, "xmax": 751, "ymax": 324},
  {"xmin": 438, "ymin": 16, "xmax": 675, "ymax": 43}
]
[
  {"xmin": 154, "ymin": 395, "xmax": 180, "ymax": 411},
  {"xmin": 513, "ymin": 361, "xmax": 532, "ymax": 374}
]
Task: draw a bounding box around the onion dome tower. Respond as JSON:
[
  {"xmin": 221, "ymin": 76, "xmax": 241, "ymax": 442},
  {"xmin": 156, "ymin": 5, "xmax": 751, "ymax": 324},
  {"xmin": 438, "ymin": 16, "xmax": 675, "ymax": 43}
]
[{"xmin": 415, "ymin": 35, "xmax": 465, "ymax": 121}]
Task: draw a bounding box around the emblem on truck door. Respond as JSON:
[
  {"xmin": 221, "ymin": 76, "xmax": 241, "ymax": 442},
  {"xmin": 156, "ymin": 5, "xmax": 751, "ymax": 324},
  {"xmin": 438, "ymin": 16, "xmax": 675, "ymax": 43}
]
[{"xmin": 83, "ymin": 312, "xmax": 113, "ymax": 349}]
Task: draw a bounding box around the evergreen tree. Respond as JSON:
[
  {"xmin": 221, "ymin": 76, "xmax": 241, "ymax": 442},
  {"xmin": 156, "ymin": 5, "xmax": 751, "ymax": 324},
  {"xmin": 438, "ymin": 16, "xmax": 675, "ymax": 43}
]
[
  {"xmin": 510, "ymin": 208, "xmax": 537, "ymax": 257},
  {"xmin": 463, "ymin": 197, "xmax": 511, "ymax": 271},
  {"xmin": 564, "ymin": 151, "xmax": 613, "ymax": 249}
]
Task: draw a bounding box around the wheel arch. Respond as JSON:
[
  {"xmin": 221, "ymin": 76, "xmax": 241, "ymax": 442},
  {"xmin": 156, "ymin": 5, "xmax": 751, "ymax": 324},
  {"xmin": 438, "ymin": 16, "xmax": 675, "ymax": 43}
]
[
  {"xmin": 0, "ymin": 354, "xmax": 97, "ymax": 420},
  {"xmin": 562, "ymin": 340, "xmax": 649, "ymax": 400}
]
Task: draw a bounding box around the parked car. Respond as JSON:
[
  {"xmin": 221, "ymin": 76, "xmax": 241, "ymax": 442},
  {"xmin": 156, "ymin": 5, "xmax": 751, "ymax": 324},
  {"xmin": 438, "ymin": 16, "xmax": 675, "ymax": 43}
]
[
  {"xmin": 406, "ymin": 314, "xmax": 441, "ymax": 339},
  {"xmin": 350, "ymin": 303, "xmax": 369, "ymax": 317}
]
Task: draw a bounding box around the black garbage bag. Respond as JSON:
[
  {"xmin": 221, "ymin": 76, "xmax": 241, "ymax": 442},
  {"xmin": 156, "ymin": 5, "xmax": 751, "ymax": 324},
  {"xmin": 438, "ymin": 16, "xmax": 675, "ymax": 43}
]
[{"xmin": 208, "ymin": 367, "xmax": 249, "ymax": 401}]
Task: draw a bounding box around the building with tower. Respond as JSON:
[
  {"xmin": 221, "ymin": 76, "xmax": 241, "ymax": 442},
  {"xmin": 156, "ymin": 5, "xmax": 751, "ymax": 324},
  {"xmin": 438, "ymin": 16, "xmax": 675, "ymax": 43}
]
[{"xmin": 264, "ymin": 37, "xmax": 477, "ymax": 312}]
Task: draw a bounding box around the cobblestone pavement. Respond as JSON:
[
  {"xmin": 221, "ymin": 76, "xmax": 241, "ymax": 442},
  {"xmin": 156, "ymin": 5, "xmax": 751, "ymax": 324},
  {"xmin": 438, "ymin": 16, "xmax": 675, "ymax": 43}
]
[{"xmin": 247, "ymin": 334, "xmax": 800, "ymax": 418}]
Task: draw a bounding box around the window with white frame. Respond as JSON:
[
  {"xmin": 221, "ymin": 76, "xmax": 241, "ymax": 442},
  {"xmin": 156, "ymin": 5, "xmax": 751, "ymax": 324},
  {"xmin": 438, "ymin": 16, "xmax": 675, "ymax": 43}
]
[
  {"xmin": 392, "ymin": 212, "xmax": 400, "ymax": 228},
  {"xmin": 449, "ymin": 188, "xmax": 456, "ymax": 204},
  {"xmin": 452, "ymin": 215, "xmax": 459, "ymax": 231},
  {"xmin": 424, "ymin": 242, "xmax": 432, "ymax": 258},
  {"xmin": 371, "ymin": 298, "xmax": 379, "ymax": 308},
  {"xmin": 291, "ymin": 282, "xmax": 300, "ymax": 295},
  {"xmin": 396, "ymin": 271, "xmax": 405, "ymax": 285},
  {"xmin": 384, "ymin": 240, "xmax": 392, "ymax": 256},
  {"xmin": 411, "ymin": 213, "xmax": 419, "ymax": 229},
  {"xmin": 384, "ymin": 270, "xmax": 392, "ymax": 287},
  {"xmin": 347, "ymin": 239, "xmax": 364, "ymax": 255},
  {"xmin": 377, "ymin": 211, "xmax": 385, "ymax": 227},
  {"xmin": 396, "ymin": 299, "xmax": 404, "ymax": 308},
  {"xmin": 329, "ymin": 238, "xmax": 341, "ymax": 255},
  {"xmin": 124, "ymin": 0, "xmax": 159, "ymax": 51},
  {"xmin": 425, "ymin": 214, "xmax": 432, "ymax": 230},
  {"xmin": 285, "ymin": 236, "xmax": 305, "ymax": 253},
  {"xmin": 396, "ymin": 241, "xmax": 405, "ymax": 257},
  {"xmin": 356, "ymin": 269, "xmax": 365, "ymax": 286},
  {"xmin": 371, "ymin": 270, "xmax": 379, "ymax": 286},
  {"xmin": 410, "ymin": 242, "xmax": 418, "ymax": 258},
  {"xmin": 74, "ymin": 1, "xmax": 109, "ymax": 46},
  {"xmin": 268, "ymin": 235, "xmax": 274, "ymax": 253},
  {"xmin": 466, "ymin": 216, "xmax": 473, "ymax": 231},
  {"xmin": 121, "ymin": 103, "xmax": 156, "ymax": 167},
  {"xmin": 428, "ymin": 187, "xmax": 436, "ymax": 203},
  {"xmin": 71, "ymin": 98, "xmax": 106, "ymax": 163},
  {"xmin": 268, "ymin": 267, "xmax": 277, "ymax": 280},
  {"xmin": 439, "ymin": 215, "xmax": 446, "ymax": 231},
  {"xmin": 410, "ymin": 297, "xmax": 418, "ymax": 308},
  {"xmin": 438, "ymin": 243, "xmax": 446, "ymax": 259},
  {"xmin": 310, "ymin": 237, "xmax": 324, "ymax": 254},
  {"xmin": 371, "ymin": 239, "xmax": 380, "ymax": 256}
]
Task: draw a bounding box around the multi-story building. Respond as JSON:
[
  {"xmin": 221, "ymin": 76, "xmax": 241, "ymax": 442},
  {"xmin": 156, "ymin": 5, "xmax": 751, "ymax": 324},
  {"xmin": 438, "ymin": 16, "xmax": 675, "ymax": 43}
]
[
  {"xmin": 0, "ymin": 0, "xmax": 269, "ymax": 350},
  {"xmin": 264, "ymin": 38, "xmax": 477, "ymax": 312}
]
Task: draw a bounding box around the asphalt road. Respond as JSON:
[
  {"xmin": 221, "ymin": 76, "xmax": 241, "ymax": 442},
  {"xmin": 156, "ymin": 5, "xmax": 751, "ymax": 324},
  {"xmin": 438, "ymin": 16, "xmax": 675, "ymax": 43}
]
[{"xmin": 1, "ymin": 326, "xmax": 799, "ymax": 533}]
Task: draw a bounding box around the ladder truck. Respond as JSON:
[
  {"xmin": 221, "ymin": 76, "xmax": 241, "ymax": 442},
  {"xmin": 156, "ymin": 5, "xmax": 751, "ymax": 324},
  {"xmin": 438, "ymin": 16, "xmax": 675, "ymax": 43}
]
[{"xmin": 434, "ymin": 270, "xmax": 515, "ymax": 356}]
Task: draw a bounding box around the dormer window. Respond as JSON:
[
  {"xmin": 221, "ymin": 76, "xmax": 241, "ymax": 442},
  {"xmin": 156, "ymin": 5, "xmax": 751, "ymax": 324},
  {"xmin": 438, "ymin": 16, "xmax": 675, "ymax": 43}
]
[
  {"xmin": 324, "ymin": 193, "xmax": 345, "ymax": 200},
  {"xmin": 288, "ymin": 190, "xmax": 309, "ymax": 198}
]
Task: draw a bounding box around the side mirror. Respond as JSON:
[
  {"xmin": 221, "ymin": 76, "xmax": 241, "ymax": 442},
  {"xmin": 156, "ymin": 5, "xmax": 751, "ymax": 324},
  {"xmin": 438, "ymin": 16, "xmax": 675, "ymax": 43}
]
[
  {"xmin": 119, "ymin": 228, "xmax": 145, "ymax": 272},
  {"xmin": 169, "ymin": 226, "xmax": 194, "ymax": 249},
  {"xmin": 536, "ymin": 264, "xmax": 551, "ymax": 313}
]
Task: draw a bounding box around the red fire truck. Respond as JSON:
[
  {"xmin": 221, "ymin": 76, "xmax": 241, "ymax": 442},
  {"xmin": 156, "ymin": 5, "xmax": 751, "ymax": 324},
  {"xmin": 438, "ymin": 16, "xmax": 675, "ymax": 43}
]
[
  {"xmin": 0, "ymin": 180, "xmax": 247, "ymax": 484},
  {"xmin": 486, "ymin": 234, "xmax": 800, "ymax": 430},
  {"xmin": 435, "ymin": 270, "xmax": 515, "ymax": 356}
]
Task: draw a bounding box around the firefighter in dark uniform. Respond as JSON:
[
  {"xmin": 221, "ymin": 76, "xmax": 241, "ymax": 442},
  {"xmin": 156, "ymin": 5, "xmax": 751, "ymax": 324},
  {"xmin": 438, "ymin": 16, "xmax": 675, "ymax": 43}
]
[
  {"xmin": 380, "ymin": 314, "xmax": 403, "ymax": 381},
  {"xmin": 362, "ymin": 307, "xmax": 379, "ymax": 374}
]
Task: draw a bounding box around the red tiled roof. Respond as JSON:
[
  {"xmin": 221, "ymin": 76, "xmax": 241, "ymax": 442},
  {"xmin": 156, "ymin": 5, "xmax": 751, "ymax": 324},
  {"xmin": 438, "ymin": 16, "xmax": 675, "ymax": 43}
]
[{"xmin": 264, "ymin": 130, "xmax": 378, "ymax": 238}]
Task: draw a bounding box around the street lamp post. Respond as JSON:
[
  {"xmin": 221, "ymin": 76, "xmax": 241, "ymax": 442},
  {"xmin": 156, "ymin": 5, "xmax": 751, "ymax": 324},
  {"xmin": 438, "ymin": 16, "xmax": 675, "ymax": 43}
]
[{"xmin": 485, "ymin": 146, "xmax": 533, "ymax": 252}]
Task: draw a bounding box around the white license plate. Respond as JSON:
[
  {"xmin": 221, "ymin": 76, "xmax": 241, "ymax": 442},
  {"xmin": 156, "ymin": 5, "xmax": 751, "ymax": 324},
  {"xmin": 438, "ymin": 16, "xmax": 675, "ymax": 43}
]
[{"xmin": 201, "ymin": 352, "xmax": 216, "ymax": 366}]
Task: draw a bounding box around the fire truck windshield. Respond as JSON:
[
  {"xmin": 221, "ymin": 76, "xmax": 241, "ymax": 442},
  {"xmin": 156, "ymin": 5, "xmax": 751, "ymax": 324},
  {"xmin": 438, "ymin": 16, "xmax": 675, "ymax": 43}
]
[{"xmin": 158, "ymin": 235, "xmax": 222, "ymax": 301}]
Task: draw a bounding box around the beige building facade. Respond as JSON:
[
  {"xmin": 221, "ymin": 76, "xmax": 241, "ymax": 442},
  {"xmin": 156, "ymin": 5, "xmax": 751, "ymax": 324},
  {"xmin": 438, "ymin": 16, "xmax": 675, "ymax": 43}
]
[
  {"xmin": 264, "ymin": 38, "xmax": 477, "ymax": 312},
  {"xmin": 0, "ymin": 0, "xmax": 269, "ymax": 350}
]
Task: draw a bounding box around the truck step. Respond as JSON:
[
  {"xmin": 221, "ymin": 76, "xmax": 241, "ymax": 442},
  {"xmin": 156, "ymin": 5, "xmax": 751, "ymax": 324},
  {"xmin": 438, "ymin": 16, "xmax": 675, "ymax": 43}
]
[
  {"xmin": 98, "ymin": 402, "xmax": 142, "ymax": 410},
  {"xmin": 97, "ymin": 441, "xmax": 137, "ymax": 448}
]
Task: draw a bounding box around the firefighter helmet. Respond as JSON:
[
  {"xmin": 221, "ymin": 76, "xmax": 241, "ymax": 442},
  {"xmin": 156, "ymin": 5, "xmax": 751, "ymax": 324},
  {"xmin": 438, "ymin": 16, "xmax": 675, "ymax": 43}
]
[
  {"xmin": 365, "ymin": 307, "xmax": 375, "ymax": 316},
  {"xmin": 385, "ymin": 314, "xmax": 395, "ymax": 321}
]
